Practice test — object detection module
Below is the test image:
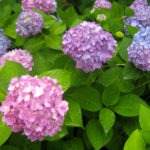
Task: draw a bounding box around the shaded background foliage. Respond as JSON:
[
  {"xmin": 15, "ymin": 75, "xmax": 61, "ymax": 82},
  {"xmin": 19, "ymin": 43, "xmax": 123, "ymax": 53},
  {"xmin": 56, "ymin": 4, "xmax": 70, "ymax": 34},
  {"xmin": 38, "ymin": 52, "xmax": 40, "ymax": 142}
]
[{"xmin": 0, "ymin": 0, "xmax": 150, "ymax": 150}]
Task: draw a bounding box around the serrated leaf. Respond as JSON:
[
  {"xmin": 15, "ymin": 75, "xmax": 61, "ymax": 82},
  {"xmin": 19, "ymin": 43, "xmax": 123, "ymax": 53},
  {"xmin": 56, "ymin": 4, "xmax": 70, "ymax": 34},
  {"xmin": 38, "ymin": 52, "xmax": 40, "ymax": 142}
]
[
  {"xmin": 124, "ymin": 129, "xmax": 145, "ymax": 150},
  {"xmin": 123, "ymin": 62, "xmax": 142, "ymax": 80},
  {"xmin": 39, "ymin": 69, "xmax": 71, "ymax": 92},
  {"xmin": 64, "ymin": 98, "xmax": 83, "ymax": 127},
  {"xmin": 0, "ymin": 123, "xmax": 12, "ymax": 146},
  {"xmin": 0, "ymin": 60, "xmax": 28, "ymax": 93},
  {"xmin": 69, "ymin": 87, "xmax": 102, "ymax": 112},
  {"xmin": 141, "ymin": 130, "xmax": 150, "ymax": 144},
  {"xmin": 99, "ymin": 108, "xmax": 116, "ymax": 134},
  {"xmin": 112, "ymin": 94, "xmax": 146, "ymax": 117},
  {"xmin": 139, "ymin": 105, "xmax": 150, "ymax": 130},
  {"xmin": 102, "ymin": 83, "xmax": 120, "ymax": 106},
  {"xmin": 119, "ymin": 37, "xmax": 132, "ymax": 61},
  {"xmin": 98, "ymin": 67, "xmax": 122, "ymax": 87},
  {"xmin": 86, "ymin": 119, "xmax": 113, "ymax": 150}
]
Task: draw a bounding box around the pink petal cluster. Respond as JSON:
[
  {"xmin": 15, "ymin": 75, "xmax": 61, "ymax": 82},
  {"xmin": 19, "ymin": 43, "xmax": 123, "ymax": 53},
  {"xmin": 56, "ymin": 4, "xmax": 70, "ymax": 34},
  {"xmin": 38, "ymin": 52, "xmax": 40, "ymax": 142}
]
[
  {"xmin": 62, "ymin": 21, "xmax": 117, "ymax": 72},
  {"xmin": 94, "ymin": 0, "xmax": 112, "ymax": 9},
  {"xmin": 22, "ymin": 0, "xmax": 57, "ymax": 13},
  {"xmin": 0, "ymin": 75, "xmax": 69, "ymax": 141},
  {"xmin": 0, "ymin": 49, "xmax": 33, "ymax": 71}
]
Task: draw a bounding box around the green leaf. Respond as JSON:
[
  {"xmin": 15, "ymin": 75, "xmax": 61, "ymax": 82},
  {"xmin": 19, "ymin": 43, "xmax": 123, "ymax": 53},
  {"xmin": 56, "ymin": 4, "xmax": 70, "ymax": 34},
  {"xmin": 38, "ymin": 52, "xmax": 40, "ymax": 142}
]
[
  {"xmin": 0, "ymin": 61, "xmax": 28, "ymax": 93},
  {"xmin": 45, "ymin": 126, "xmax": 68, "ymax": 141},
  {"xmin": 47, "ymin": 140, "xmax": 69, "ymax": 150},
  {"xmin": 112, "ymin": 94, "xmax": 146, "ymax": 117},
  {"xmin": 86, "ymin": 119, "xmax": 113, "ymax": 150},
  {"xmin": 123, "ymin": 62, "xmax": 142, "ymax": 80},
  {"xmin": 141, "ymin": 130, "xmax": 150, "ymax": 144},
  {"xmin": 119, "ymin": 37, "xmax": 133, "ymax": 61},
  {"xmin": 0, "ymin": 123, "xmax": 12, "ymax": 146},
  {"xmin": 139, "ymin": 105, "xmax": 150, "ymax": 130},
  {"xmin": 126, "ymin": 25, "xmax": 139, "ymax": 36},
  {"xmin": 45, "ymin": 33, "xmax": 62, "ymax": 50},
  {"xmin": 64, "ymin": 98, "xmax": 83, "ymax": 127},
  {"xmin": 23, "ymin": 36, "xmax": 44, "ymax": 52},
  {"xmin": 99, "ymin": 108, "xmax": 116, "ymax": 134},
  {"xmin": 98, "ymin": 67, "xmax": 122, "ymax": 87},
  {"xmin": 65, "ymin": 138, "xmax": 84, "ymax": 150},
  {"xmin": 0, "ymin": 145, "xmax": 18, "ymax": 150},
  {"xmin": 39, "ymin": 69, "xmax": 71, "ymax": 92},
  {"xmin": 50, "ymin": 22, "xmax": 66, "ymax": 35},
  {"xmin": 57, "ymin": 6, "xmax": 79, "ymax": 27},
  {"xmin": 102, "ymin": 82, "xmax": 120, "ymax": 106},
  {"xmin": 124, "ymin": 129, "xmax": 146, "ymax": 150},
  {"xmin": 125, "ymin": 7, "xmax": 134, "ymax": 17},
  {"xmin": 118, "ymin": 79, "xmax": 134, "ymax": 93},
  {"xmin": 69, "ymin": 87, "xmax": 102, "ymax": 112}
]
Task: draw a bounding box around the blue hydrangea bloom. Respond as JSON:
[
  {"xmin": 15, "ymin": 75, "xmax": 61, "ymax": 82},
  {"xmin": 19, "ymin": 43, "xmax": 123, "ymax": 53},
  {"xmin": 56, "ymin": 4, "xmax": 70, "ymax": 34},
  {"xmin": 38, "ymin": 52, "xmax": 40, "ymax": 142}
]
[
  {"xmin": 0, "ymin": 29, "xmax": 11, "ymax": 56},
  {"xmin": 128, "ymin": 27, "xmax": 150, "ymax": 71}
]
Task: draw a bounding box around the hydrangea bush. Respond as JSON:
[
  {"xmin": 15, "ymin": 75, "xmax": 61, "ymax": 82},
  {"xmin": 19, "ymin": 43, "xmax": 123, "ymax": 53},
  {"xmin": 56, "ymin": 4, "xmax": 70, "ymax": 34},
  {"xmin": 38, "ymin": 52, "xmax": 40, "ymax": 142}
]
[{"xmin": 1, "ymin": 0, "xmax": 150, "ymax": 149}]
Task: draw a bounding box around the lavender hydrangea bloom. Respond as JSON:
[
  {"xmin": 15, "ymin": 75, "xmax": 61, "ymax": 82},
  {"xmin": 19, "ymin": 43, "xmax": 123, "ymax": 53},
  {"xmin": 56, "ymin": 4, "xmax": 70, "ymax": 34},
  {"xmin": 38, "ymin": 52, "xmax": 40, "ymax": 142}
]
[
  {"xmin": 0, "ymin": 49, "xmax": 33, "ymax": 71},
  {"xmin": 16, "ymin": 11, "xmax": 44, "ymax": 38},
  {"xmin": 0, "ymin": 75, "xmax": 69, "ymax": 141},
  {"xmin": 130, "ymin": 0, "xmax": 148, "ymax": 12},
  {"xmin": 0, "ymin": 29, "xmax": 11, "ymax": 56},
  {"xmin": 134, "ymin": 5, "xmax": 150, "ymax": 27},
  {"xmin": 62, "ymin": 21, "xmax": 117, "ymax": 72},
  {"xmin": 128, "ymin": 27, "xmax": 150, "ymax": 71},
  {"xmin": 94, "ymin": 0, "xmax": 112, "ymax": 9},
  {"xmin": 22, "ymin": 0, "xmax": 57, "ymax": 13}
]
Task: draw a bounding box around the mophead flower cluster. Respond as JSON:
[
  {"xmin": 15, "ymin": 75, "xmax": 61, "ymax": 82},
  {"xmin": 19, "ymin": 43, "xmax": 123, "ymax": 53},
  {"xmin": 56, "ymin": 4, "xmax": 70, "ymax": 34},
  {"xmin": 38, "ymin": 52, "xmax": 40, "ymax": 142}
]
[
  {"xmin": 94, "ymin": 0, "xmax": 112, "ymax": 9},
  {"xmin": 130, "ymin": 0, "xmax": 148, "ymax": 11},
  {"xmin": 0, "ymin": 29, "xmax": 11, "ymax": 56},
  {"xmin": 16, "ymin": 11, "xmax": 44, "ymax": 38},
  {"xmin": 128, "ymin": 27, "xmax": 150, "ymax": 71},
  {"xmin": 62, "ymin": 21, "xmax": 117, "ymax": 72},
  {"xmin": 0, "ymin": 49, "xmax": 33, "ymax": 71},
  {"xmin": 0, "ymin": 75, "xmax": 69, "ymax": 141},
  {"xmin": 22, "ymin": 0, "xmax": 57, "ymax": 13}
]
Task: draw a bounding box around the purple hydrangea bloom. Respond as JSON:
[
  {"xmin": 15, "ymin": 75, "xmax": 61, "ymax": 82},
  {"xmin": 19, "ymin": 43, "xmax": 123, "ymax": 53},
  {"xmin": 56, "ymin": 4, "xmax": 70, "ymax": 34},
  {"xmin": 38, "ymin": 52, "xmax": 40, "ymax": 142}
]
[
  {"xmin": 94, "ymin": 0, "xmax": 112, "ymax": 9},
  {"xmin": 0, "ymin": 75, "xmax": 69, "ymax": 141},
  {"xmin": 0, "ymin": 29, "xmax": 11, "ymax": 56},
  {"xmin": 16, "ymin": 11, "xmax": 44, "ymax": 38},
  {"xmin": 22, "ymin": 0, "xmax": 57, "ymax": 13},
  {"xmin": 128, "ymin": 27, "xmax": 150, "ymax": 71},
  {"xmin": 62, "ymin": 21, "xmax": 117, "ymax": 72},
  {"xmin": 130, "ymin": 0, "xmax": 148, "ymax": 12},
  {"xmin": 0, "ymin": 49, "xmax": 33, "ymax": 71},
  {"xmin": 134, "ymin": 5, "xmax": 150, "ymax": 27}
]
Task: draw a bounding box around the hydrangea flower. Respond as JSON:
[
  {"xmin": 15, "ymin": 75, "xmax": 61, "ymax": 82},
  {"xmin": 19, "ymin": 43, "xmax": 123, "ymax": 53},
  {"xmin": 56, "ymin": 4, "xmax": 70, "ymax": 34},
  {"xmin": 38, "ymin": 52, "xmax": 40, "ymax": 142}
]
[
  {"xmin": 134, "ymin": 5, "xmax": 150, "ymax": 27},
  {"xmin": 62, "ymin": 21, "xmax": 117, "ymax": 72},
  {"xmin": 128, "ymin": 27, "xmax": 150, "ymax": 71},
  {"xmin": 0, "ymin": 75, "xmax": 69, "ymax": 141},
  {"xmin": 130, "ymin": 0, "xmax": 148, "ymax": 12},
  {"xmin": 94, "ymin": 0, "xmax": 112, "ymax": 9},
  {"xmin": 22, "ymin": 0, "xmax": 57, "ymax": 13},
  {"xmin": 124, "ymin": 17, "xmax": 143, "ymax": 34},
  {"xmin": 16, "ymin": 11, "xmax": 44, "ymax": 37},
  {"xmin": 0, "ymin": 49, "xmax": 33, "ymax": 71},
  {"xmin": 0, "ymin": 29, "xmax": 11, "ymax": 56}
]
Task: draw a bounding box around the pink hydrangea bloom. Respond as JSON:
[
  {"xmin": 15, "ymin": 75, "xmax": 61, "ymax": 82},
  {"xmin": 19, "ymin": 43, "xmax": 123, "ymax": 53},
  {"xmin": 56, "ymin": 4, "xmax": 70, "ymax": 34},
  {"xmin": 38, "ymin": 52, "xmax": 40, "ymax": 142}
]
[
  {"xmin": 22, "ymin": 0, "xmax": 57, "ymax": 13},
  {"xmin": 62, "ymin": 21, "xmax": 117, "ymax": 72},
  {"xmin": 0, "ymin": 75, "xmax": 69, "ymax": 141},
  {"xmin": 0, "ymin": 49, "xmax": 33, "ymax": 71},
  {"xmin": 94, "ymin": 0, "xmax": 112, "ymax": 9}
]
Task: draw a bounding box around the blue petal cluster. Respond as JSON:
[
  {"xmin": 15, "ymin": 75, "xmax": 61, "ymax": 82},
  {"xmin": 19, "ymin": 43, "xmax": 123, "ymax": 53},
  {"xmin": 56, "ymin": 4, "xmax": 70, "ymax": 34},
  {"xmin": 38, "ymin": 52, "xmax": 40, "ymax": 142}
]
[
  {"xmin": 0, "ymin": 29, "xmax": 11, "ymax": 56},
  {"xmin": 128, "ymin": 27, "xmax": 150, "ymax": 71}
]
